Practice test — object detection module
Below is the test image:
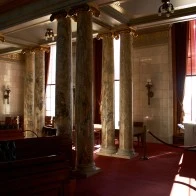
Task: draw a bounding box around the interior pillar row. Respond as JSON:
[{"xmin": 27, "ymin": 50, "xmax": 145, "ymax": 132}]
[
  {"xmin": 23, "ymin": 47, "xmax": 48, "ymax": 138},
  {"xmin": 116, "ymin": 30, "xmax": 135, "ymax": 158},
  {"xmin": 97, "ymin": 29, "xmax": 135, "ymax": 159}
]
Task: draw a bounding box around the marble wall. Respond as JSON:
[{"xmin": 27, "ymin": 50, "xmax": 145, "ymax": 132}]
[
  {"xmin": 0, "ymin": 54, "xmax": 24, "ymax": 122},
  {"xmin": 133, "ymin": 27, "xmax": 173, "ymax": 143}
]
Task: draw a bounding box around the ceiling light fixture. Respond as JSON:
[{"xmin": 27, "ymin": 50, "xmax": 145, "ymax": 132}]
[
  {"xmin": 158, "ymin": 0, "xmax": 174, "ymax": 17},
  {"xmin": 45, "ymin": 28, "xmax": 55, "ymax": 41}
]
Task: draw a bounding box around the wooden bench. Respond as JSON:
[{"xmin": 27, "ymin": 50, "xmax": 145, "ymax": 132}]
[
  {"xmin": 0, "ymin": 129, "xmax": 24, "ymax": 141},
  {"xmin": 0, "ymin": 136, "xmax": 72, "ymax": 195}
]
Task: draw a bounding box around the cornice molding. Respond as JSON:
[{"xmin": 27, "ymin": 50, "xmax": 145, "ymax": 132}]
[
  {"xmin": 97, "ymin": 27, "xmax": 137, "ymax": 40},
  {"xmin": 130, "ymin": 6, "xmax": 196, "ymax": 29}
]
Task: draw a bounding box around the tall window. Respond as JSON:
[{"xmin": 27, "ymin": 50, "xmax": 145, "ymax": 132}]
[
  {"xmin": 183, "ymin": 20, "xmax": 196, "ymax": 122},
  {"xmin": 114, "ymin": 38, "xmax": 120, "ymax": 128},
  {"xmin": 45, "ymin": 41, "xmax": 120, "ymax": 122},
  {"xmin": 46, "ymin": 45, "xmax": 56, "ymax": 116}
]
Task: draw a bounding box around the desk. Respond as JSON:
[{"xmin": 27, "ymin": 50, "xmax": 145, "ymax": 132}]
[
  {"xmin": 94, "ymin": 124, "xmax": 145, "ymax": 146},
  {"xmin": 94, "ymin": 124, "xmax": 102, "ymax": 145},
  {"xmin": 184, "ymin": 123, "xmax": 196, "ymax": 149}
]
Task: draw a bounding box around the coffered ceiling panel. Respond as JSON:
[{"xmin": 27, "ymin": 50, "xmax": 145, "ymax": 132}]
[{"xmin": 0, "ymin": 0, "xmax": 196, "ymax": 55}]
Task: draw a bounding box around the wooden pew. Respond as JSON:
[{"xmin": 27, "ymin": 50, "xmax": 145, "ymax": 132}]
[
  {"xmin": 0, "ymin": 136, "xmax": 72, "ymax": 196},
  {"xmin": 0, "ymin": 129, "xmax": 24, "ymax": 141}
]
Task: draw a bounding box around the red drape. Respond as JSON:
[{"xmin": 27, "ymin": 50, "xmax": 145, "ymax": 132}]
[
  {"xmin": 187, "ymin": 20, "xmax": 196, "ymax": 76},
  {"xmin": 172, "ymin": 21, "xmax": 189, "ymax": 134},
  {"xmin": 93, "ymin": 38, "xmax": 102, "ymax": 124},
  {"xmin": 45, "ymin": 50, "xmax": 50, "ymax": 91}
]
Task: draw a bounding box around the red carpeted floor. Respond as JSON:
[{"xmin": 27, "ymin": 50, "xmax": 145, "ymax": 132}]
[{"xmin": 69, "ymin": 143, "xmax": 196, "ymax": 196}]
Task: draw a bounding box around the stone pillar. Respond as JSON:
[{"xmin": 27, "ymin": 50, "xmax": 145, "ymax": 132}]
[
  {"xmin": 116, "ymin": 29, "xmax": 135, "ymax": 158},
  {"xmin": 34, "ymin": 47, "xmax": 48, "ymax": 137},
  {"xmin": 23, "ymin": 49, "xmax": 35, "ymax": 138},
  {"xmin": 50, "ymin": 11, "xmax": 73, "ymax": 139},
  {"xmin": 69, "ymin": 4, "xmax": 100, "ymax": 177},
  {"xmin": 97, "ymin": 33, "xmax": 116, "ymax": 155}
]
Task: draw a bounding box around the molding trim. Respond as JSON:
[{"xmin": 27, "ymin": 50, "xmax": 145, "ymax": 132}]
[
  {"xmin": 129, "ymin": 6, "xmax": 196, "ymax": 29},
  {"xmin": 97, "ymin": 27, "xmax": 137, "ymax": 40}
]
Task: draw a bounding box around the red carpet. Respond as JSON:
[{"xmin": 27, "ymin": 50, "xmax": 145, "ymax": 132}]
[{"xmin": 69, "ymin": 143, "xmax": 196, "ymax": 196}]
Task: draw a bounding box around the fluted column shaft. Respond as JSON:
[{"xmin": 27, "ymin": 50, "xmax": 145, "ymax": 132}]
[
  {"xmin": 34, "ymin": 49, "xmax": 45, "ymax": 136},
  {"xmin": 55, "ymin": 16, "xmax": 72, "ymax": 139},
  {"xmin": 117, "ymin": 31, "xmax": 134, "ymax": 157},
  {"xmin": 99, "ymin": 35, "xmax": 116, "ymax": 155},
  {"xmin": 24, "ymin": 52, "xmax": 35, "ymax": 137}
]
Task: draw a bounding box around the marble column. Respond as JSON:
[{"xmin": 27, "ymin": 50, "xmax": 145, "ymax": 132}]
[
  {"xmin": 34, "ymin": 48, "xmax": 47, "ymax": 137},
  {"xmin": 50, "ymin": 12, "xmax": 73, "ymax": 139},
  {"xmin": 70, "ymin": 4, "xmax": 100, "ymax": 177},
  {"xmin": 116, "ymin": 29, "xmax": 135, "ymax": 158},
  {"xmin": 98, "ymin": 33, "xmax": 116, "ymax": 155},
  {"xmin": 23, "ymin": 50, "xmax": 35, "ymax": 138}
]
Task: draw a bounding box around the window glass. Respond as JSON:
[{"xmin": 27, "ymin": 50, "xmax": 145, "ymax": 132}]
[
  {"xmin": 114, "ymin": 39, "xmax": 120, "ymax": 128},
  {"xmin": 45, "ymin": 45, "xmax": 56, "ymax": 117}
]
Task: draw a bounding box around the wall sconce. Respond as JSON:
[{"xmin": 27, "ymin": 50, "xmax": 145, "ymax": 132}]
[
  {"xmin": 45, "ymin": 28, "xmax": 55, "ymax": 41},
  {"xmin": 145, "ymin": 79, "xmax": 154, "ymax": 105},
  {"xmin": 4, "ymin": 86, "xmax": 11, "ymax": 104}
]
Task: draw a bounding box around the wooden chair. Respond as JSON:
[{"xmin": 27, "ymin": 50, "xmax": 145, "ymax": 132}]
[{"xmin": 133, "ymin": 122, "xmax": 145, "ymax": 146}]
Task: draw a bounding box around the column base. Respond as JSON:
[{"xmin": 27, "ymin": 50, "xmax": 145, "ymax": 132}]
[
  {"xmin": 72, "ymin": 164, "xmax": 101, "ymax": 178},
  {"xmin": 114, "ymin": 149, "xmax": 138, "ymax": 159},
  {"xmin": 97, "ymin": 146, "xmax": 117, "ymax": 156}
]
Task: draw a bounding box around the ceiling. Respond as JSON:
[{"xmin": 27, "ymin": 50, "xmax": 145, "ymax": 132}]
[{"xmin": 0, "ymin": 0, "xmax": 196, "ymax": 55}]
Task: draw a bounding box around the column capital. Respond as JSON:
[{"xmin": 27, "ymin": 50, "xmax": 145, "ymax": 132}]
[
  {"xmin": 96, "ymin": 32, "xmax": 113, "ymax": 40},
  {"xmin": 22, "ymin": 46, "xmax": 50, "ymax": 54},
  {"xmin": 97, "ymin": 27, "xmax": 137, "ymax": 40},
  {"xmin": 114, "ymin": 27, "xmax": 138, "ymax": 39},
  {"xmin": 50, "ymin": 10, "xmax": 68, "ymax": 21},
  {"xmin": 69, "ymin": 4, "xmax": 100, "ymax": 22},
  {"xmin": 34, "ymin": 46, "xmax": 50, "ymax": 53}
]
